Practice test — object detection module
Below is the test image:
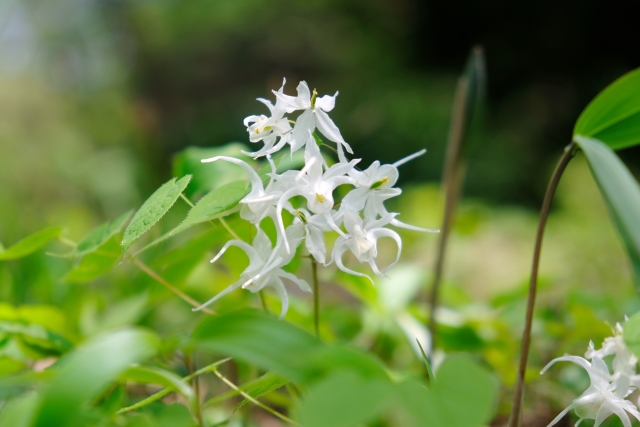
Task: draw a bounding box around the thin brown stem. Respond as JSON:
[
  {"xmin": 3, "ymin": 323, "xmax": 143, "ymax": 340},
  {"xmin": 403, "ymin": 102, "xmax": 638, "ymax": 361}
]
[
  {"xmin": 428, "ymin": 77, "xmax": 469, "ymax": 358},
  {"xmin": 508, "ymin": 141, "xmax": 577, "ymax": 427},
  {"xmin": 311, "ymin": 258, "xmax": 320, "ymax": 338},
  {"xmin": 131, "ymin": 257, "xmax": 215, "ymax": 315}
]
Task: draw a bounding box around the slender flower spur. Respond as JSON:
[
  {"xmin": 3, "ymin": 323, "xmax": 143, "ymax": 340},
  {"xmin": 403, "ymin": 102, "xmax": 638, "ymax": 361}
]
[{"xmin": 198, "ymin": 78, "xmax": 438, "ymax": 316}]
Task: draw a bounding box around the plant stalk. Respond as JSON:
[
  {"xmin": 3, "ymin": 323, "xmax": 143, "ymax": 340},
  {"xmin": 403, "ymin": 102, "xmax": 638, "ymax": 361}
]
[
  {"xmin": 311, "ymin": 258, "xmax": 320, "ymax": 338},
  {"xmin": 131, "ymin": 257, "xmax": 215, "ymax": 315},
  {"xmin": 508, "ymin": 141, "xmax": 577, "ymax": 427},
  {"xmin": 427, "ymin": 77, "xmax": 469, "ymax": 358}
]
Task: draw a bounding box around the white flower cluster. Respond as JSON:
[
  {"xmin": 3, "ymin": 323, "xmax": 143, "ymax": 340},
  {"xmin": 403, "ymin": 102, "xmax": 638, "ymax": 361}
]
[
  {"xmin": 543, "ymin": 322, "xmax": 640, "ymax": 427},
  {"xmin": 194, "ymin": 79, "xmax": 436, "ymax": 316}
]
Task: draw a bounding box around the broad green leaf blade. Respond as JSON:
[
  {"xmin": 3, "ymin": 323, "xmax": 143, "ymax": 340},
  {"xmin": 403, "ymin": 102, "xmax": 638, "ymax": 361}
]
[
  {"xmin": 0, "ymin": 392, "xmax": 39, "ymax": 427},
  {"xmin": 173, "ymin": 143, "xmax": 249, "ymax": 197},
  {"xmin": 119, "ymin": 366, "xmax": 195, "ymax": 409},
  {"xmin": 121, "ymin": 175, "xmax": 192, "ymax": 254},
  {"xmin": 191, "ymin": 310, "xmax": 387, "ymax": 384},
  {"xmin": 234, "ymin": 372, "xmax": 289, "ymax": 412},
  {"xmin": 171, "ymin": 180, "xmax": 249, "ymax": 235},
  {"xmin": 32, "ymin": 328, "xmax": 159, "ymax": 427},
  {"xmin": 0, "ymin": 227, "xmax": 63, "ymax": 260},
  {"xmin": 298, "ymin": 372, "xmax": 392, "ymax": 427},
  {"xmin": 64, "ymin": 236, "xmax": 121, "ymax": 284},
  {"xmin": 396, "ymin": 356, "xmax": 497, "ymax": 427},
  {"xmin": 575, "ymin": 136, "xmax": 640, "ymax": 286},
  {"xmin": 72, "ymin": 210, "xmax": 132, "ymax": 257},
  {"xmin": 574, "ymin": 68, "xmax": 640, "ymax": 150},
  {"xmin": 624, "ymin": 312, "xmax": 640, "ymax": 358}
]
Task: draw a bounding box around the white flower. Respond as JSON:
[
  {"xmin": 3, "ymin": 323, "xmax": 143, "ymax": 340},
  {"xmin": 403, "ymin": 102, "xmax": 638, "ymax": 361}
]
[
  {"xmin": 586, "ymin": 323, "xmax": 640, "ymax": 397},
  {"xmin": 290, "ymin": 208, "xmax": 333, "ymax": 265},
  {"xmin": 331, "ymin": 208, "xmax": 402, "ymax": 283},
  {"xmin": 335, "ymin": 145, "xmax": 437, "ymax": 233},
  {"xmin": 275, "ymin": 146, "xmax": 359, "ymax": 252},
  {"xmin": 274, "ymin": 80, "xmax": 353, "ymax": 154},
  {"xmin": 243, "ymin": 80, "xmax": 293, "ymax": 158},
  {"xmin": 193, "ymin": 226, "xmax": 310, "ymax": 318},
  {"xmin": 542, "ymin": 351, "xmax": 640, "ymax": 427},
  {"xmin": 201, "ymin": 155, "xmax": 291, "ymax": 224}
]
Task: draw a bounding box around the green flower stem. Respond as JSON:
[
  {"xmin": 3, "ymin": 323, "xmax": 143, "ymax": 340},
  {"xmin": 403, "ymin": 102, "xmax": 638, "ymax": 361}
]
[
  {"xmin": 185, "ymin": 354, "xmax": 203, "ymax": 427},
  {"xmin": 130, "ymin": 256, "xmax": 215, "ymax": 315},
  {"xmin": 212, "ymin": 367, "xmax": 301, "ymax": 426},
  {"xmin": 508, "ymin": 141, "xmax": 577, "ymax": 427},
  {"xmin": 116, "ymin": 358, "xmax": 231, "ymax": 414},
  {"xmin": 311, "ymin": 258, "xmax": 320, "ymax": 338}
]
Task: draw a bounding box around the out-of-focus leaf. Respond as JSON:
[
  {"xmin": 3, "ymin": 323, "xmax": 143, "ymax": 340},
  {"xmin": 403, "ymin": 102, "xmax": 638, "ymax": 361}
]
[
  {"xmin": 151, "ymin": 228, "xmax": 222, "ymax": 285},
  {"xmin": 0, "ymin": 392, "xmax": 39, "ymax": 427},
  {"xmin": 93, "ymin": 293, "xmax": 149, "ymax": 333},
  {"xmin": 119, "ymin": 366, "xmax": 195, "ymax": 410},
  {"xmin": 234, "ymin": 372, "xmax": 289, "ymax": 412},
  {"xmin": 575, "ymin": 136, "xmax": 640, "ymax": 286},
  {"xmin": 121, "ymin": 175, "xmax": 192, "ymax": 254},
  {"xmin": 173, "ymin": 144, "xmax": 249, "ymax": 197},
  {"xmin": 0, "ymin": 321, "xmax": 72, "ymax": 355},
  {"xmin": 0, "ymin": 227, "xmax": 63, "ymax": 261},
  {"xmin": 66, "ymin": 210, "xmax": 132, "ymax": 257},
  {"xmin": 624, "ymin": 312, "xmax": 640, "ymax": 358},
  {"xmin": 396, "ymin": 355, "xmax": 497, "ymax": 427},
  {"xmin": 298, "ymin": 371, "xmax": 392, "ymax": 427},
  {"xmin": 32, "ymin": 328, "xmax": 158, "ymax": 427},
  {"xmin": 64, "ymin": 236, "xmax": 121, "ymax": 284},
  {"xmin": 574, "ymin": 68, "xmax": 640, "ymax": 150},
  {"xmin": 416, "ymin": 339, "xmax": 434, "ymax": 383},
  {"xmin": 191, "ymin": 310, "xmax": 387, "ymax": 384},
  {"xmin": 171, "ymin": 180, "xmax": 249, "ymax": 235}
]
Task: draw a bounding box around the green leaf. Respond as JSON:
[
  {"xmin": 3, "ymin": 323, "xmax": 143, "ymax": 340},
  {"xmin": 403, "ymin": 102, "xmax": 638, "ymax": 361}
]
[
  {"xmin": 71, "ymin": 210, "xmax": 132, "ymax": 257},
  {"xmin": 171, "ymin": 180, "xmax": 249, "ymax": 235},
  {"xmin": 396, "ymin": 355, "xmax": 497, "ymax": 427},
  {"xmin": 0, "ymin": 321, "xmax": 72, "ymax": 354},
  {"xmin": 121, "ymin": 175, "xmax": 192, "ymax": 254},
  {"xmin": 0, "ymin": 227, "xmax": 63, "ymax": 261},
  {"xmin": 151, "ymin": 228, "xmax": 223, "ymax": 285},
  {"xmin": 234, "ymin": 372, "xmax": 289, "ymax": 412},
  {"xmin": 574, "ymin": 68, "xmax": 640, "ymax": 150},
  {"xmin": 64, "ymin": 236, "xmax": 121, "ymax": 284},
  {"xmin": 32, "ymin": 328, "xmax": 159, "ymax": 427},
  {"xmin": 173, "ymin": 144, "xmax": 249, "ymax": 197},
  {"xmin": 575, "ymin": 136, "xmax": 640, "ymax": 286},
  {"xmin": 119, "ymin": 366, "xmax": 195, "ymax": 409},
  {"xmin": 191, "ymin": 310, "xmax": 387, "ymax": 384},
  {"xmin": 299, "ymin": 371, "xmax": 392, "ymax": 427},
  {"xmin": 624, "ymin": 312, "xmax": 640, "ymax": 358},
  {"xmin": 0, "ymin": 392, "xmax": 39, "ymax": 427},
  {"xmin": 416, "ymin": 339, "xmax": 435, "ymax": 383}
]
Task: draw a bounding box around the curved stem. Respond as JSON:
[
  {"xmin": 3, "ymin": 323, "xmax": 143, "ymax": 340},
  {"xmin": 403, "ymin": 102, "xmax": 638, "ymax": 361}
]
[
  {"xmin": 311, "ymin": 258, "xmax": 320, "ymax": 338},
  {"xmin": 508, "ymin": 141, "xmax": 577, "ymax": 427}
]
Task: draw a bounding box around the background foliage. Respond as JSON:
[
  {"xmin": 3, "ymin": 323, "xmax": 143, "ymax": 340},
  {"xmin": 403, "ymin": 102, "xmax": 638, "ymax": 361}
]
[{"xmin": 1, "ymin": 1, "xmax": 639, "ymax": 426}]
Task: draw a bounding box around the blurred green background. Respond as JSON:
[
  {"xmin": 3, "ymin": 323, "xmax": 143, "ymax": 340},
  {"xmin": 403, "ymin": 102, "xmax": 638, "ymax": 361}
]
[{"xmin": 1, "ymin": 1, "xmax": 640, "ymax": 425}]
